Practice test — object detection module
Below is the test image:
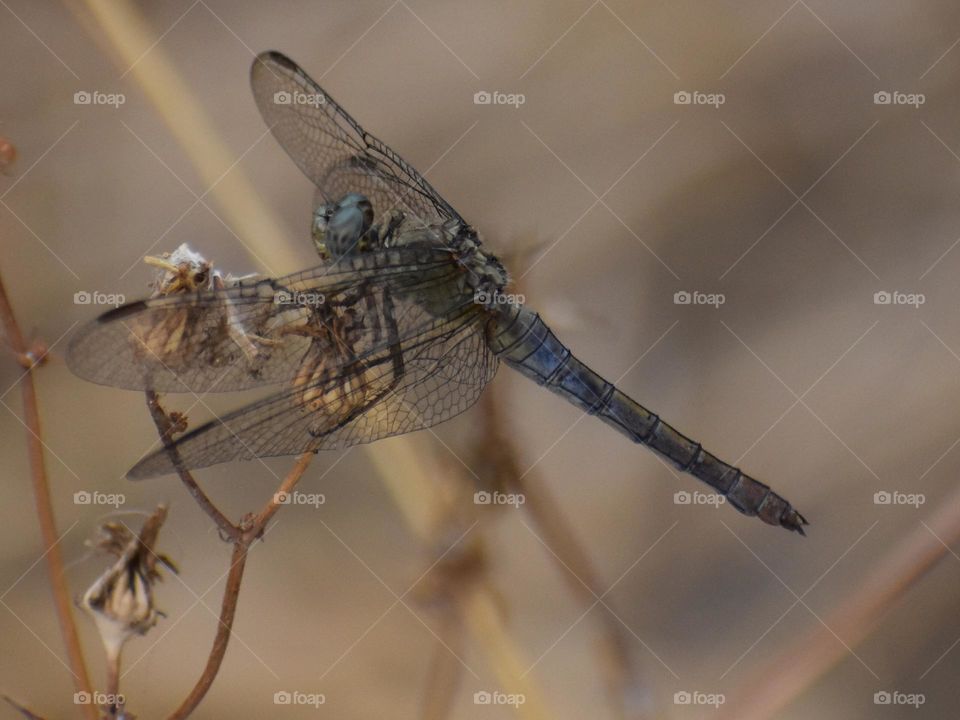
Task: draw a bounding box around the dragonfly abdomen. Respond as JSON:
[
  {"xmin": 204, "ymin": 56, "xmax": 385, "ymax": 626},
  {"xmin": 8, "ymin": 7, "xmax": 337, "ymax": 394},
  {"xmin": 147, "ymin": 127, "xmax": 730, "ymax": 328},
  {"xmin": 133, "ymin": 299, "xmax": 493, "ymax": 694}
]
[{"xmin": 488, "ymin": 303, "xmax": 807, "ymax": 535}]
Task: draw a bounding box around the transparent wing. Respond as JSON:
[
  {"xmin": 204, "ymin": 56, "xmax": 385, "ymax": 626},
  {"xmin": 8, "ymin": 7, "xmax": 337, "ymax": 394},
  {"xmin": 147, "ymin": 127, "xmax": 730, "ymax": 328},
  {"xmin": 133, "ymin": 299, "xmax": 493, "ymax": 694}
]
[
  {"xmin": 128, "ymin": 302, "xmax": 497, "ymax": 478},
  {"xmin": 66, "ymin": 247, "xmax": 465, "ymax": 392},
  {"xmin": 250, "ymin": 50, "xmax": 463, "ymax": 228}
]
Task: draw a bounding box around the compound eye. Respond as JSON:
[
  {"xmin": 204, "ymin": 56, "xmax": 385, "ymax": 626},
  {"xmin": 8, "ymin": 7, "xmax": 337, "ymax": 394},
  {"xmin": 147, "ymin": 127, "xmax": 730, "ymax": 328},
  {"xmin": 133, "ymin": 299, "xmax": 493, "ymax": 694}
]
[
  {"xmin": 193, "ymin": 271, "xmax": 207, "ymax": 286},
  {"xmin": 313, "ymin": 205, "xmax": 331, "ymax": 227}
]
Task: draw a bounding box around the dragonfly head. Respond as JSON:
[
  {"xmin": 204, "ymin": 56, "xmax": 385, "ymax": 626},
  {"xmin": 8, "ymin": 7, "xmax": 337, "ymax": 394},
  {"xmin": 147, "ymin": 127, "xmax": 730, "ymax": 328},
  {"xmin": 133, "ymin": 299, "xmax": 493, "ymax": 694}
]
[{"xmin": 312, "ymin": 193, "xmax": 375, "ymax": 259}]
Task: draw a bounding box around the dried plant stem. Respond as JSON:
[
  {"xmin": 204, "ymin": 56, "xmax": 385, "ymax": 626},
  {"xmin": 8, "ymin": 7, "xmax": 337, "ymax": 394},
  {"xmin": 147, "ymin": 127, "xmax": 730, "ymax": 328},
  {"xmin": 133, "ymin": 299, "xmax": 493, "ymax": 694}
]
[
  {"xmin": 167, "ymin": 540, "xmax": 249, "ymax": 720},
  {"xmin": 478, "ymin": 387, "xmax": 646, "ymax": 719},
  {"xmin": 373, "ymin": 439, "xmax": 551, "ymax": 720},
  {"xmin": 0, "ymin": 270, "xmax": 97, "ymax": 719},
  {"xmin": 105, "ymin": 647, "xmax": 120, "ymax": 716},
  {"xmin": 457, "ymin": 584, "xmax": 546, "ymax": 708},
  {"xmin": 79, "ymin": 0, "xmax": 302, "ymax": 272},
  {"xmin": 516, "ymin": 472, "xmax": 642, "ymax": 717},
  {"xmin": 144, "ymin": 393, "xmax": 313, "ymax": 719},
  {"xmin": 251, "ymin": 452, "xmax": 314, "ymax": 531},
  {"xmin": 3, "ymin": 695, "xmax": 47, "ymax": 720},
  {"xmin": 421, "ymin": 609, "xmax": 464, "ymax": 720},
  {"xmin": 165, "ymin": 452, "xmax": 313, "ymax": 720},
  {"xmin": 144, "ymin": 391, "xmax": 238, "ymax": 540},
  {"xmin": 718, "ymin": 489, "xmax": 960, "ymax": 720}
]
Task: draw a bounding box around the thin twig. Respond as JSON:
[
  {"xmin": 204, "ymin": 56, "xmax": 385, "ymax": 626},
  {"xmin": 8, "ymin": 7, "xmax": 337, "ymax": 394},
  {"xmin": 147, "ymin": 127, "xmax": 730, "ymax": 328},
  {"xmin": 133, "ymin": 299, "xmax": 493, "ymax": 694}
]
[
  {"xmin": 377, "ymin": 437, "xmax": 552, "ymax": 720},
  {"xmin": 3, "ymin": 695, "xmax": 47, "ymax": 720},
  {"xmin": 421, "ymin": 608, "xmax": 465, "ymax": 720},
  {"xmin": 140, "ymin": 395, "xmax": 314, "ymax": 719},
  {"xmin": 250, "ymin": 452, "xmax": 315, "ymax": 533},
  {"xmin": 165, "ymin": 454, "xmax": 313, "ymax": 720},
  {"xmin": 464, "ymin": 388, "xmax": 647, "ymax": 719},
  {"xmin": 144, "ymin": 391, "xmax": 238, "ymax": 541},
  {"xmin": 476, "ymin": 250, "xmax": 649, "ymax": 719},
  {"xmin": 104, "ymin": 648, "xmax": 121, "ymax": 719},
  {"xmin": 78, "ymin": 0, "xmax": 303, "ymax": 272},
  {"xmin": 166, "ymin": 540, "xmax": 249, "ymax": 720},
  {"xmin": 0, "ymin": 267, "xmax": 97, "ymax": 719},
  {"xmin": 515, "ymin": 469, "xmax": 643, "ymax": 717},
  {"xmin": 718, "ymin": 488, "xmax": 960, "ymax": 720}
]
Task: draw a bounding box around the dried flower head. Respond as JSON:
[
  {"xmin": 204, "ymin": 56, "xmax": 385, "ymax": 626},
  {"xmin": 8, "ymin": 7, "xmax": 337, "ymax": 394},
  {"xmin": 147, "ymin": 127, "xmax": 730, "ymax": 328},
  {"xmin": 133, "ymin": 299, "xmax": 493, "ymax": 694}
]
[
  {"xmin": 80, "ymin": 505, "xmax": 177, "ymax": 661},
  {"xmin": 144, "ymin": 243, "xmax": 257, "ymax": 297},
  {"xmin": 144, "ymin": 243, "xmax": 216, "ymax": 296}
]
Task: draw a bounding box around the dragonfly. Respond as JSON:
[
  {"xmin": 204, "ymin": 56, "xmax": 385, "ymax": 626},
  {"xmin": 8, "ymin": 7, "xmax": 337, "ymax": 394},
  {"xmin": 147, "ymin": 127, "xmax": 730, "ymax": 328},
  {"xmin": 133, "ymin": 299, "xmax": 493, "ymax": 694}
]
[{"xmin": 67, "ymin": 51, "xmax": 807, "ymax": 534}]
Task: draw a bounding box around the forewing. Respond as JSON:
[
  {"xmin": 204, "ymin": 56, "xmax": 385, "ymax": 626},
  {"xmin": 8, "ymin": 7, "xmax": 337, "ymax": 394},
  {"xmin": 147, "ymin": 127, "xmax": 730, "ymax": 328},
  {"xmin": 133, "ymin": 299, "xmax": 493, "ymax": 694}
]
[
  {"xmin": 128, "ymin": 301, "xmax": 498, "ymax": 478},
  {"xmin": 250, "ymin": 50, "xmax": 463, "ymax": 228},
  {"xmin": 66, "ymin": 247, "xmax": 462, "ymax": 392}
]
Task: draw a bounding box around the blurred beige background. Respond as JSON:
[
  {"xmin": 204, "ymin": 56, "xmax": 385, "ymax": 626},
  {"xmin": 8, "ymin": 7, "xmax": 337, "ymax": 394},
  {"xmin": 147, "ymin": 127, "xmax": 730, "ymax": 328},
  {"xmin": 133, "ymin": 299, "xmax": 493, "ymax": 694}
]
[{"xmin": 3, "ymin": 1, "xmax": 960, "ymax": 718}]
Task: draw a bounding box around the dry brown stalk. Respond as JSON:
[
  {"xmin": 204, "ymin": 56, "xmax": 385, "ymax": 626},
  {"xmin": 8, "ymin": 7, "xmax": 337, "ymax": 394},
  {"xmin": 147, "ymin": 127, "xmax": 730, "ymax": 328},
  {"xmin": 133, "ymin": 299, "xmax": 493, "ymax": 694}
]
[
  {"xmin": 0, "ymin": 265, "xmax": 97, "ymax": 720},
  {"xmin": 718, "ymin": 491, "xmax": 960, "ymax": 720}
]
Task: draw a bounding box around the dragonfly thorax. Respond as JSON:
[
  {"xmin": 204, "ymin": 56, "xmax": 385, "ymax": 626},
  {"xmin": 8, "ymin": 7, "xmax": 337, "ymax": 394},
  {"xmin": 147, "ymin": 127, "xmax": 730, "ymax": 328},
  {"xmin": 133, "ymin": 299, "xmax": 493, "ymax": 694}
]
[{"xmin": 450, "ymin": 228, "xmax": 510, "ymax": 304}]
